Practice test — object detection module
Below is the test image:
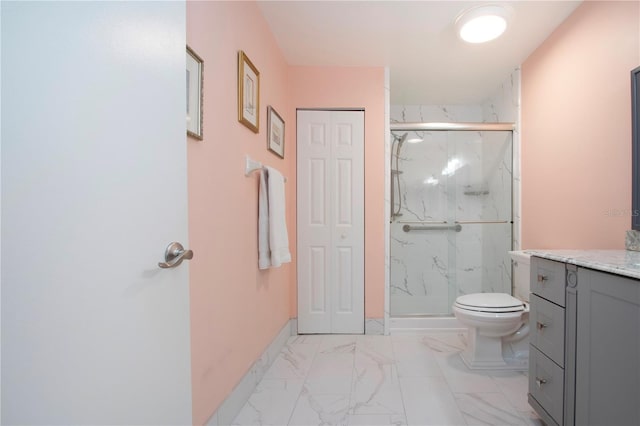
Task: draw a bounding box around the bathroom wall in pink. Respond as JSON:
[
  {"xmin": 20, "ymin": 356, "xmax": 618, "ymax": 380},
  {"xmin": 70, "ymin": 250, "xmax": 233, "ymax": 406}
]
[
  {"xmin": 521, "ymin": 1, "xmax": 639, "ymax": 249},
  {"xmin": 288, "ymin": 67, "xmax": 387, "ymax": 319},
  {"xmin": 186, "ymin": 2, "xmax": 294, "ymax": 424}
]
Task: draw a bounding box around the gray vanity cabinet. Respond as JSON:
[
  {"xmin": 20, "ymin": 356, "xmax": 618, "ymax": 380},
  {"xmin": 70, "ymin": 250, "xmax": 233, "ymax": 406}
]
[
  {"xmin": 529, "ymin": 256, "xmax": 640, "ymax": 426},
  {"xmin": 574, "ymin": 267, "xmax": 640, "ymax": 426},
  {"xmin": 529, "ymin": 257, "xmax": 567, "ymax": 426}
]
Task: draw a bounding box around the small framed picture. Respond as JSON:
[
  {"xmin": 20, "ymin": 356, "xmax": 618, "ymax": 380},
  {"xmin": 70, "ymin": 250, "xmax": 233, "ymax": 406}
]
[
  {"xmin": 267, "ymin": 106, "xmax": 285, "ymax": 158},
  {"xmin": 238, "ymin": 51, "xmax": 260, "ymax": 133},
  {"xmin": 186, "ymin": 45, "xmax": 203, "ymax": 140}
]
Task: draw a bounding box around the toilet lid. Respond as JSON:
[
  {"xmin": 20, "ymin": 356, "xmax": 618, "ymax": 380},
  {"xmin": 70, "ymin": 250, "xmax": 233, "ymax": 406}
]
[{"xmin": 455, "ymin": 293, "xmax": 524, "ymax": 313}]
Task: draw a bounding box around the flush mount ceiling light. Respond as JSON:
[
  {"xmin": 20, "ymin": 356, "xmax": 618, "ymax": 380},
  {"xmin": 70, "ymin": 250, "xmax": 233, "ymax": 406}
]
[{"xmin": 455, "ymin": 5, "xmax": 510, "ymax": 44}]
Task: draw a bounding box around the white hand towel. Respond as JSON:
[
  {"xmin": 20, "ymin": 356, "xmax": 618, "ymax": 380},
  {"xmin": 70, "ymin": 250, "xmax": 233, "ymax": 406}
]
[
  {"xmin": 265, "ymin": 166, "xmax": 291, "ymax": 267},
  {"xmin": 258, "ymin": 169, "xmax": 271, "ymax": 269}
]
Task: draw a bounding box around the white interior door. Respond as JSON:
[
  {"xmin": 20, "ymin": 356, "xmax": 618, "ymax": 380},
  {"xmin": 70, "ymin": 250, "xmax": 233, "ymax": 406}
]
[
  {"xmin": 297, "ymin": 110, "xmax": 364, "ymax": 334},
  {"xmin": 1, "ymin": 2, "xmax": 192, "ymax": 424}
]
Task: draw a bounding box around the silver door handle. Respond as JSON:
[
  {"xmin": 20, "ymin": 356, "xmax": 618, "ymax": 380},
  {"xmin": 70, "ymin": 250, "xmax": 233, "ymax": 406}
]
[
  {"xmin": 536, "ymin": 321, "xmax": 547, "ymax": 330},
  {"xmin": 535, "ymin": 377, "xmax": 547, "ymax": 388},
  {"xmin": 158, "ymin": 242, "xmax": 193, "ymax": 269}
]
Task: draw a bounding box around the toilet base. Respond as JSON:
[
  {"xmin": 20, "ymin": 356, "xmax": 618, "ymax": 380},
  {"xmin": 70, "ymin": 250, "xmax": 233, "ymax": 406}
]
[
  {"xmin": 460, "ymin": 350, "xmax": 528, "ymax": 371},
  {"xmin": 460, "ymin": 329, "xmax": 529, "ymax": 371}
]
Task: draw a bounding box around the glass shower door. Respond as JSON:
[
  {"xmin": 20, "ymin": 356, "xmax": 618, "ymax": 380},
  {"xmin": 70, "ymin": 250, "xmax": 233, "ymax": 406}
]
[
  {"xmin": 389, "ymin": 130, "xmax": 512, "ymax": 316},
  {"xmin": 390, "ymin": 130, "xmax": 453, "ymax": 315},
  {"xmin": 449, "ymin": 131, "xmax": 513, "ymax": 311}
]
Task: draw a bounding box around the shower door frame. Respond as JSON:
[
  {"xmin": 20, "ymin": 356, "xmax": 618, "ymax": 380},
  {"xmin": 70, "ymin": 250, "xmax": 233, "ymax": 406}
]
[{"xmin": 385, "ymin": 122, "xmax": 516, "ymax": 330}]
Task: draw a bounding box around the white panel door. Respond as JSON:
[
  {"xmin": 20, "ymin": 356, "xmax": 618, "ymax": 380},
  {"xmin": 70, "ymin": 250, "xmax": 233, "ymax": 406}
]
[
  {"xmin": 2, "ymin": 2, "xmax": 192, "ymax": 424},
  {"xmin": 297, "ymin": 110, "xmax": 364, "ymax": 334}
]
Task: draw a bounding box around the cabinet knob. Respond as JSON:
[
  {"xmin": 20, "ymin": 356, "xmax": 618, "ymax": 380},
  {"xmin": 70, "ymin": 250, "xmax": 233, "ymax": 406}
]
[
  {"xmin": 535, "ymin": 377, "xmax": 548, "ymax": 388},
  {"xmin": 537, "ymin": 274, "xmax": 548, "ymax": 283},
  {"xmin": 536, "ymin": 321, "xmax": 548, "ymax": 330}
]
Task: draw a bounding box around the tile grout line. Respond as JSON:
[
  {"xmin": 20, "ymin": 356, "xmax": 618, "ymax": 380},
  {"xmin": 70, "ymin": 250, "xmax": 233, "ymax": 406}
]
[
  {"xmin": 390, "ymin": 334, "xmax": 410, "ymax": 426},
  {"xmin": 284, "ymin": 335, "xmax": 327, "ymax": 426},
  {"xmin": 347, "ymin": 336, "xmax": 358, "ymax": 421}
]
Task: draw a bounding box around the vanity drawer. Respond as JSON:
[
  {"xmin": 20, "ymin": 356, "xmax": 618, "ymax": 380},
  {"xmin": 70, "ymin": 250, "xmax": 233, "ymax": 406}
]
[
  {"xmin": 531, "ymin": 257, "xmax": 566, "ymax": 307},
  {"xmin": 530, "ymin": 294, "xmax": 565, "ymax": 367},
  {"xmin": 529, "ymin": 345, "xmax": 564, "ymax": 425}
]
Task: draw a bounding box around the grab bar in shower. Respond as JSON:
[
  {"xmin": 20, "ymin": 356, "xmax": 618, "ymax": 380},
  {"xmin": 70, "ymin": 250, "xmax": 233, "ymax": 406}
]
[
  {"xmin": 454, "ymin": 220, "xmax": 510, "ymax": 224},
  {"xmin": 402, "ymin": 223, "xmax": 462, "ymax": 233}
]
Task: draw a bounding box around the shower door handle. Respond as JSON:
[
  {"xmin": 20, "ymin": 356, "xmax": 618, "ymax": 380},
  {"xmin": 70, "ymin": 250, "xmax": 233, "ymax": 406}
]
[{"xmin": 402, "ymin": 223, "xmax": 462, "ymax": 232}]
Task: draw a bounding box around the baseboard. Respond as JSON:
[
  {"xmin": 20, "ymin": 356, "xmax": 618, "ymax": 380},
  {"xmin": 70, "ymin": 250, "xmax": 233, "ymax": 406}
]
[
  {"xmin": 289, "ymin": 317, "xmax": 383, "ymax": 335},
  {"xmin": 365, "ymin": 318, "xmax": 384, "ymax": 335},
  {"xmin": 389, "ymin": 316, "xmax": 466, "ymax": 334},
  {"xmin": 205, "ymin": 319, "xmax": 295, "ymax": 426}
]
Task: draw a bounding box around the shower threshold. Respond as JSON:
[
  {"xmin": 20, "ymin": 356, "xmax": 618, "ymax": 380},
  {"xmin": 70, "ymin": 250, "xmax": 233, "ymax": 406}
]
[{"xmin": 390, "ymin": 315, "xmax": 466, "ymax": 334}]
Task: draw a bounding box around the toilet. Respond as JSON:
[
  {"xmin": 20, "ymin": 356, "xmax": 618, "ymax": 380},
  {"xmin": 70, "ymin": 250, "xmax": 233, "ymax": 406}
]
[{"xmin": 453, "ymin": 251, "xmax": 531, "ymax": 370}]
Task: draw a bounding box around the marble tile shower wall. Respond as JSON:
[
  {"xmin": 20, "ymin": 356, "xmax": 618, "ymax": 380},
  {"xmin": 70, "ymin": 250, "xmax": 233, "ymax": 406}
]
[
  {"xmin": 482, "ymin": 68, "xmax": 521, "ymax": 250},
  {"xmin": 389, "ymin": 70, "xmax": 519, "ymax": 315}
]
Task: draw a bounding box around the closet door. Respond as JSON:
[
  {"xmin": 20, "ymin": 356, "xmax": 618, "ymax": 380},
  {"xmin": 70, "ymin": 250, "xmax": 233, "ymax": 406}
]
[{"xmin": 297, "ymin": 110, "xmax": 364, "ymax": 334}]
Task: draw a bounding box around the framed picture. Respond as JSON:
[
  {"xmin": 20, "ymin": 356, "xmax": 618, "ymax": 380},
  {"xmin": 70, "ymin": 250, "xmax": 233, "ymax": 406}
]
[
  {"xmin": 267, "ymin": 106, "xmax": 285, "ymax": 158},
  {"xmin": 186, "ymin": 45, "xmax": 203, "ymax": 140},
  {"xmin": 238, "ymin": 51, "xmax": 260, "ymax": 133}
]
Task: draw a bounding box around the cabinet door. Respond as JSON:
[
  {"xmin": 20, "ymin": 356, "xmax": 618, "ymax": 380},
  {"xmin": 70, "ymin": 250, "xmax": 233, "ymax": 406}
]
[
  {"xmin": 575, "ymin": 268, "xmax": 640, "ymax": 426},
  {"xmin": 529, "ymin": 345, "xmax": 565, "ymax": 424},
  {"xmin": 531, "ymin": 257, "xmax": 566, "ymax": 307},
  {"xmin": 530, "ymin": 294, "xmax": 565, "ymax": 367}
]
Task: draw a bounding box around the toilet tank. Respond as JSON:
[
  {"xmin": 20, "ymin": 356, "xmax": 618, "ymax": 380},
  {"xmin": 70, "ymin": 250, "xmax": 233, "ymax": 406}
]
[{"xmin": 509, "ymin": 251, "xmax": 531, "ymax": 303}]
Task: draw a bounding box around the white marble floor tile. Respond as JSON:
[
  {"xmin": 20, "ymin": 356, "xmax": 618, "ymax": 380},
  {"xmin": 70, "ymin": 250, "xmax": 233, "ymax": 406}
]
[
  {"xmin": 350, "ymin": 378, "xmax": 405, "ymax": 415},
  {"xmin": 351, "ymin": 348, "xmax": 404, "ymax": 415},
  {"xmin": 357, "ymin": 335, "xmax": 395, "ymax": 358},
  {"xmin": 436, "ymin": 354, "xmax": 501, "ymax": 394},
  {"xmin": 288, "ymin": 388, "xmax": 350, "ymax": 426},
  {"xmin": 263, "ymin": 343, "xmax": 319, "ymax": 380},
  {"xmin": 318, "ymin": 335, "xmax": 357, "ymax": 355},
  {"xmin": 306, "ymin": 353, "xmax": 354, "ymax": 395},
  {"xmin": 400, "ymin": 377, "xmax": 467, "ymax": 426},
  {"xmin": 347, "ymin": 413, "xmax": 407, "ymax": 426},
  {"xmin": 355, "ymin": 347, "xmax": 395, "ymax": 374},
  {"xmin": 232, "ymin": 379, "xmax": 304, "ymax": 426},
  {"xmin": 454, "ymin": 392, "xmax": 525, "ymax": 425},
  {"xmin": 415, "ymin": 332, "xmax": 467, "ymax": 356},
  {"xmin": 518, "ymin": 408, "xmax": 544, "ymax": 426},
  {"xmin": 232, "ymin": 332, "xmax": 536, "ymax": 426},
  {"xmin": 392, "ymin": 336, "xmax": 444, "ymax": 378},
  {"xmin": 491, "ymin": 371, "xmax": 531, "ymax": 412}
]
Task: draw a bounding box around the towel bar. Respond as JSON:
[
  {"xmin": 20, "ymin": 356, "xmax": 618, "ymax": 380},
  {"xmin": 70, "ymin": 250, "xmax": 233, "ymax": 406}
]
[{"xmin": 244, "ymin": 155, "xmax": 287, "ymax": 182}]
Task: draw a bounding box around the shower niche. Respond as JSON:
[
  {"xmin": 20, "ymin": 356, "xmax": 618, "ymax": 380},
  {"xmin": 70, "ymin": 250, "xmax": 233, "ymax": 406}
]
[{"xmin": 390, "ymin": 127, "xmax": 513, "ymax": 316}]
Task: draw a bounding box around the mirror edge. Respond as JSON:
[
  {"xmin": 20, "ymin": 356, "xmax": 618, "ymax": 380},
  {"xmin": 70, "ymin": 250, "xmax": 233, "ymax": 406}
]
[{"xmin": 632, "ymin": 66, "xmax": 640, "ymax": 230}]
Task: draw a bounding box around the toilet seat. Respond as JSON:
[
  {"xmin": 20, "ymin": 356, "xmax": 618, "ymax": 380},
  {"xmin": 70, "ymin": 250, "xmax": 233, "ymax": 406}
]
[{"xmin": 455, "ymin": 293, "xmax": 525, "ymax": 313}]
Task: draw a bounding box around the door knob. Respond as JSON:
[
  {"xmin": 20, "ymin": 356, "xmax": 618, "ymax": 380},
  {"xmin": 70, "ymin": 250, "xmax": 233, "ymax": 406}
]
[{"xmin": 158, "ymin": 242, "xmax": 193, "ymax": 269}]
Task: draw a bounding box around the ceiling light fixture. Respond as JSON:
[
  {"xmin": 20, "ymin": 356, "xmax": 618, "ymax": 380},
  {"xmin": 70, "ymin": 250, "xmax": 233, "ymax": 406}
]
[{"xmin": 455, "ymin": 5, "xmax": 510, "ymax": 44}]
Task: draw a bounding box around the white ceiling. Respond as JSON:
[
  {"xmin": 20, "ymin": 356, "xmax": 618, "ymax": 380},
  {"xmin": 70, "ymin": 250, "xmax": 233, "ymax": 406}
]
[{"xmin": 257, "ymin": 0, "xmax": 582, "ymax": 105}]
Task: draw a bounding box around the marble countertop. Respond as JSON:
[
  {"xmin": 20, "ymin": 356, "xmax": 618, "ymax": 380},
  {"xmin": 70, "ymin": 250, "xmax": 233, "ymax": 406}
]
[{"xmin": 526, "ymin": 249, "xmax": 640, "ymax": 280}]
